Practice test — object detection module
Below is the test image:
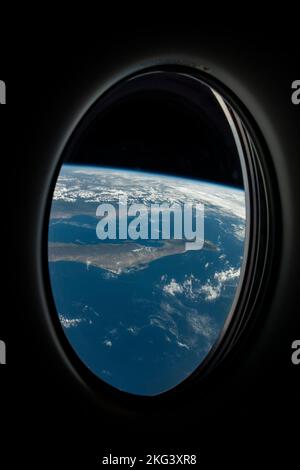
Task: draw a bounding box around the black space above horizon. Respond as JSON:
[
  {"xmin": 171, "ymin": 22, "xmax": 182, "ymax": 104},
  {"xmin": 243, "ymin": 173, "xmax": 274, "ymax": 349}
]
[{"xmin": 63, "ymin": 75, "xmax": 244, "ymax": 190}]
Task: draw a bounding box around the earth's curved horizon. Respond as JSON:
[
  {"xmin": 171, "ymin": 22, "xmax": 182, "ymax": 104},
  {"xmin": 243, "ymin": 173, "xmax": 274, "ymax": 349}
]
[{"xmin": 48, "ymin": 164, "xmax": 246, "ymax": 395}]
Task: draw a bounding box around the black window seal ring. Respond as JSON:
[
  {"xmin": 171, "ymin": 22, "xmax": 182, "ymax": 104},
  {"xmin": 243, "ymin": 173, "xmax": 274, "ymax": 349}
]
[{"xmin": 41, "ymin": 64, "xmax": 280, "ymax": 410}]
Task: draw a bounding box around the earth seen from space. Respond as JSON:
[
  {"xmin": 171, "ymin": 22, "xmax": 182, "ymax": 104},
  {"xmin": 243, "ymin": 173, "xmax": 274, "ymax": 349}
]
[{"xmin": 48, "ymin": 165, "xmax": 246, "ymax": 396}]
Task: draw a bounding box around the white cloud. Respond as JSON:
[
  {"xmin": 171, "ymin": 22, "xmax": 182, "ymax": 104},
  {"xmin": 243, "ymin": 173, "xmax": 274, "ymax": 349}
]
[
  {"xmin": 177, "ymin": 341, "xmax": 190, "ymax": 350},
  {"xmin": 127, "ymin": 326, "xmax": 140, "ymax": 336},
  {"xmin": 52, "ymin": 166, "xmax": 246, "ymax": 223},
  {"xmin": 186, "ymin": 311, "xmax": 216, "ymax": 339},
  {"xmin": 163, "ymin": 279, "xmax": 184, "ymax": 296},
  {"xmin": 59, "ymin": 314, "xmax": 84, "ymax": 328},
  {"xmin": 162, "ymin": 274, "xmax": 198, "ymax": 300},
  {"xmin": 214, "ymin": 267, "xmax": 240, "ymax": 283},
  {"xmin": 199, "ymin": 267, "xmax": 241, "ymax": 301},
  {"xmin": 231, "ymin": 223, "xmax": 246, "ymax": 241},
  {"xmin": 199, "ymin": 282, "xmax": 222, "ymax": 301},
  {"xmin": 161, "ymin": 267, "xmax": 241, "ymax": 303},
  {"xmin": 103, "ymin": 340, "xmax": 112, "ymax": 347}
]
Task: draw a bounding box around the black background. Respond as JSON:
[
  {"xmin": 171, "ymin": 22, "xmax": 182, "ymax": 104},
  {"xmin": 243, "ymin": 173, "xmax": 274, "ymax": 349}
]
[{"xmin": 1, "ymin": 20, "xmax": 300, "ymax": 466}]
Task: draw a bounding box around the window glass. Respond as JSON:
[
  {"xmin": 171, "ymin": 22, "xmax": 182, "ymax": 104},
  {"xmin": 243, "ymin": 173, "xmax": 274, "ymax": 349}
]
[{"xmin": 48, "ymin": 71, "xmax": 247, "ymax": 396}]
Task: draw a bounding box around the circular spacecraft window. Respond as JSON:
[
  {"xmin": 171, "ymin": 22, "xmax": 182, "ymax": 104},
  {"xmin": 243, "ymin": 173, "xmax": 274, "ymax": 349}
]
[{"xmin": 46, "ymin": 68, "xmax": 270, "ymax": 397}]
